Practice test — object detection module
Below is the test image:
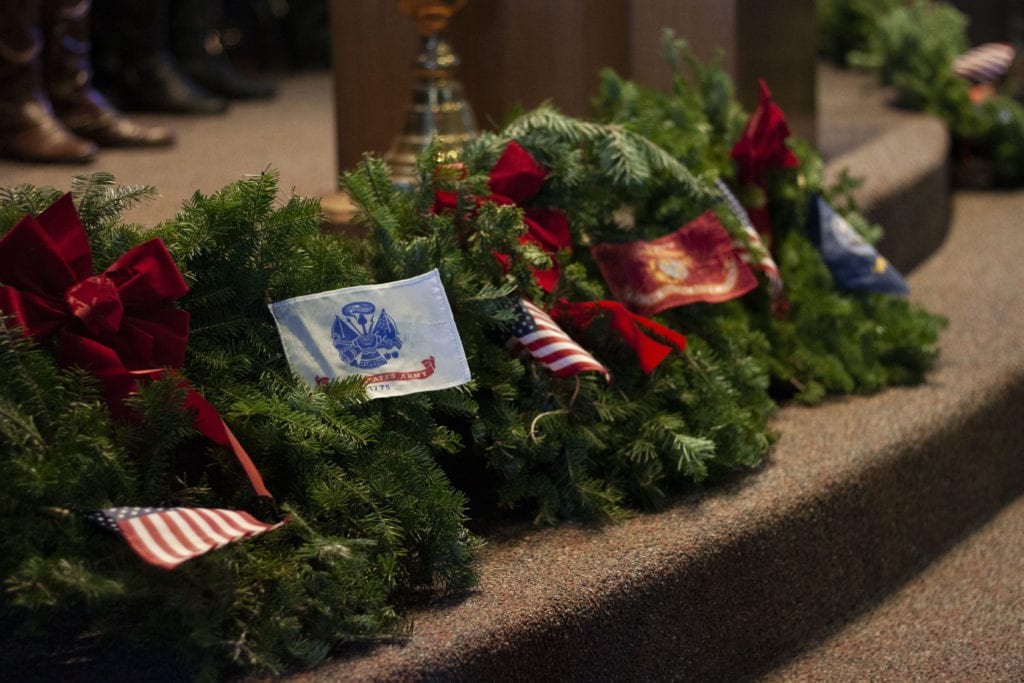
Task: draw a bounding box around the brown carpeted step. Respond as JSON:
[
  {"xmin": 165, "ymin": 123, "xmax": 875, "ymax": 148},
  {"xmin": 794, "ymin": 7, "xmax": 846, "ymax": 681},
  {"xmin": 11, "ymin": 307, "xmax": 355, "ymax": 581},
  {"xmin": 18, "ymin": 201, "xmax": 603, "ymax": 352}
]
[
  {"xmin": 760, "ymin": 491, "xmax": 1024, "ymax": 681},
  {"xmin": 818, "ymin": 63, "xmax": 951, "ymax": 274}
]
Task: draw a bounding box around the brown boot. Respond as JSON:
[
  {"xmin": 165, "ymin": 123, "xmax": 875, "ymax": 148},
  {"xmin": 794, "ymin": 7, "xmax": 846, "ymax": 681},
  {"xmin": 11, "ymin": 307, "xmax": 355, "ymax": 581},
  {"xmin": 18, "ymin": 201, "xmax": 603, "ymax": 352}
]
[
  {"xmin": 42, "ymin": 0, "xmax": 175, "ymax": 147},
  {"xmin": 90, "ymin": 0, "xmax": 228, "ymax": 115},
  {"xmin": 0, "ymin": 0, "xmax": 95, "ymax": 163}
]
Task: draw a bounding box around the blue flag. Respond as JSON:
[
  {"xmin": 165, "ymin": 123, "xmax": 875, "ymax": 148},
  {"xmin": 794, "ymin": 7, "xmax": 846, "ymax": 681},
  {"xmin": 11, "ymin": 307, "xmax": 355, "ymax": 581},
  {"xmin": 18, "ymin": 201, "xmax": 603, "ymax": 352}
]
[{"xmin": 808, "ymin": 195, "xmax": 909, "ymax": 296}]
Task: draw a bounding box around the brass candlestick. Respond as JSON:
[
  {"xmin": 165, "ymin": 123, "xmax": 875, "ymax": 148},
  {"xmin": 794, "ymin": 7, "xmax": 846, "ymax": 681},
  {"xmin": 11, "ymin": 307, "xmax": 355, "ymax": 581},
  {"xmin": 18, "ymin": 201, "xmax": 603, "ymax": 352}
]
[{"xmin": 384, "ymin": 0, "xmax": 477, "ymax": 188}]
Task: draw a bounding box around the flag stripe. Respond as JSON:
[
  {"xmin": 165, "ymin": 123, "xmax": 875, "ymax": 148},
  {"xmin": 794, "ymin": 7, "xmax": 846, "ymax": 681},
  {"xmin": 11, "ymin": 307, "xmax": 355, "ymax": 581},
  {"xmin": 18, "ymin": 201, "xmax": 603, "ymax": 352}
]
[
  {"xmin": 87, "ymin": 506, "xmax": 284, "ymax": 570},
  {"xmin": 122, "ymin": 517, "xmax": 186, "ymax": 568},
  {"xmin": 953, "ymin": 42, "xmax": 1014, "ymax": 83},
  {"xmin": 158, "ymin": 511, "xmax": 211, "ymax": 558},
  {"xmin": 547, "ymin": 353, "xmax": 605, "ymax": 373},
  {"xmin": 195, "ymin": 507, "xmax": 245, "ymax": 541},
  {"xmin": 166, "ymin": 509, "xmax": 219, "ymax": 554},
  {"xmin": 194, "ymin": 508, "xmax": 269, "ymax": 540},
  {"xmin": 716, "ymin": 178, "xmax": 784, "ymax": 299},
  {"xmin": 140, "ymin": 514, "xmax": 197, "ymax": 561},
  {"xmin": 178, "ymin": 507, "xmax": 233, "ymax": 548},
  {"xmin": 518, "ymin": 331, "xmax": 575, "ymax": 348},
  {"xmin": 509, "ymin": 299, "xmax": 610, "ymax": 381},
  {"xmin": 218, "ymin": 509, "xmax": 271, "ymax": 535}
]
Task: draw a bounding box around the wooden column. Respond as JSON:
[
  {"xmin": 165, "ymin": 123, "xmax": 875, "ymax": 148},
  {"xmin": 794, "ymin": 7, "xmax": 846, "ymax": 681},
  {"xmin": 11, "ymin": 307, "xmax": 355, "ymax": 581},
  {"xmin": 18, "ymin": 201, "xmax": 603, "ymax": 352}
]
[
  {"xmin": 328, "ymin": 1, "xmax": 416, "ymax": 182},
  {"xmin": 629, "ymin": 0, "xmax": 738, "ymax": 91},
  {"xmin": 735, "ymin": 0, "xmax": 817, "ymax": 145},
  {"xmin": 451, "ymin": 0, "xmax": 630, "ymax": 128},
  {"xmin": 949, "ymin": 0, "xmax": 1017, "ymax": 44}
]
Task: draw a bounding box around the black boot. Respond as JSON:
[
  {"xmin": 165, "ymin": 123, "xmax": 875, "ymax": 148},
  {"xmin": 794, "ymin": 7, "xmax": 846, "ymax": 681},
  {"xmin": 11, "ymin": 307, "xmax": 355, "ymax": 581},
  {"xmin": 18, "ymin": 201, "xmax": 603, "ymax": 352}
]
[
  {"xmin": 0, "ymin": 0, "xmax": 96, "ymax": 163},
  {"xmin": 43, "ymin": 0, "xmax": 175, "ymax": 147},
  {"xmin": 90, "ymin": 0, "xmax": 227, "ymax": 114},
  {"xmin": 170, "ymin": 0, "xmax": 277, "ymax": 100}
]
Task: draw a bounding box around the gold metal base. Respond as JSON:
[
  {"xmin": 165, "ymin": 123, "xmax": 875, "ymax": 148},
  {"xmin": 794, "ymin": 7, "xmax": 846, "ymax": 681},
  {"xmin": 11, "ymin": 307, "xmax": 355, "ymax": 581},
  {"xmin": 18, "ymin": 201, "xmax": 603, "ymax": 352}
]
[
  {"xmin": 321, "ymin": 190, "xmax": 365, "ymax": 238},
  {"xmin": 385, "ymin": 3, "xmax": 477, "ymax": 188}
]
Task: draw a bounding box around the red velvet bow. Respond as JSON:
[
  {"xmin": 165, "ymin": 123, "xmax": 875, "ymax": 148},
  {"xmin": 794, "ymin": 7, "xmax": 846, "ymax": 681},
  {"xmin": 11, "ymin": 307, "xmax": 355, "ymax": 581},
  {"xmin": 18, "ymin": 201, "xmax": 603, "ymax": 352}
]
[
  {"xmin": 433, "ymin": 141, "xmax": 571, "ymax": 292},
  {"xmin": 729, "ymin": 79, "xmax": 800, "ymax": 246},
  {"xmin": 552, "ymin": 299, "xmax": 687, "ymax": 374},
  {"xmin": 0, "ymin": 194, "xmax": 188, "ymax": 383},
  {"xmin": 0, "ymin": 194, "xmax": 271, "ymax": 499}
]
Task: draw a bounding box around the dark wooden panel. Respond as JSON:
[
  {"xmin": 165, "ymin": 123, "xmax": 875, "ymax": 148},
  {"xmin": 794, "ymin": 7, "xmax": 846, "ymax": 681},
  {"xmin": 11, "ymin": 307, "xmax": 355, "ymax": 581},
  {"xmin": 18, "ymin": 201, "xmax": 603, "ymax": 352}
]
[
  {"xmin": 736, "ymin": 0, "xmax": 817, "ymax": 143},
  {"xmin": 329, "ymin": 1, "xmax": 418, "ymax": 176},
  {"xmin": 328, "ymin": 0, "xmax": 818, "ymax": 175},
  {"xmin": 629, "ymin": 0, "xmax": 738, "ymax": 91},
  {"xmin": 949, "ymin": 0, "xmax": 1015, "ymax": 44},
  {"xmin": 447, "ymin": 0, "xmax": 631, "ymax": 128},
  {"xmin": 330, "ymin": 0, "xmax": 632, "ymax": 172}
]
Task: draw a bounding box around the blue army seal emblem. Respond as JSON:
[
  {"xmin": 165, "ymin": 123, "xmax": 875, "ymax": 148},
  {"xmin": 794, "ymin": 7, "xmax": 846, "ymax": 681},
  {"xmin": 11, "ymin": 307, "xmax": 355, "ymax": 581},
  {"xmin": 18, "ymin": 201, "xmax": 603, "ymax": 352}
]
[{"xmin": 331, "ymin": 301, "xmax": 402, "ymax": 369}]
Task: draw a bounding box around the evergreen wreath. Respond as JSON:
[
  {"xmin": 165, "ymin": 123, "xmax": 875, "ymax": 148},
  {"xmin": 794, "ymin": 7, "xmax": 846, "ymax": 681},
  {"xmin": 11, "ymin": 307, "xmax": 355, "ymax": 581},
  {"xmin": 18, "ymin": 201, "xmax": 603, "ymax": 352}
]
[
  {"xmin": 0, "ymin": 39, "xmax": 943, "ymax": 677},
  {"xmin": 818, "ymin": 0, "xmax": 1024, "ymax": 184}
]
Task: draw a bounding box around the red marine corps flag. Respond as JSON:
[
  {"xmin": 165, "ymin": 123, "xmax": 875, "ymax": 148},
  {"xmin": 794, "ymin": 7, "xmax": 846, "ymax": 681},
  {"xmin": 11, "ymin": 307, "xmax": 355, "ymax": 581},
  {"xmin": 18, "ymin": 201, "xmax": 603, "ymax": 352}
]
[{"xmin": 591, "ymin": 210, "xmax": 758, "ymax": 318}]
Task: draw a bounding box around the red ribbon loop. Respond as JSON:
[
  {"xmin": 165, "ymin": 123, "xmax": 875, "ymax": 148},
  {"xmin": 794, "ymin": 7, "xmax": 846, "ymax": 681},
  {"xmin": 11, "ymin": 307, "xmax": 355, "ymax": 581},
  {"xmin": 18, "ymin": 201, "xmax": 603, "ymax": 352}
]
[
  {"xmin": 488, "ymin": 140, "xmax": 548, "ymax": 203},
  {"xmin": 729, "ymin": 79, "xmax": 800, "ymax": 246},
  {"xmin": 552, "ymin": 300, "xmax": 687, "ymax": 374},
  {"xmin": 433, "ymin": 141, "xmax": 572, "ymax": 292},
  {"xmin": 0, "ymin": 194, "xmax": 190, "ymax": 372}
]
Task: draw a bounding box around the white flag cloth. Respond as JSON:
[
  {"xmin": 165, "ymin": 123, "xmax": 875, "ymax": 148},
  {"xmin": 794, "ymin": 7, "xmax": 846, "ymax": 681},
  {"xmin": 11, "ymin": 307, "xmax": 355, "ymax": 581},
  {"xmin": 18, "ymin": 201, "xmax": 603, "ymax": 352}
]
[{"xmin": 269, "ymin": 269, "xmax": 471, "ymax": 398}]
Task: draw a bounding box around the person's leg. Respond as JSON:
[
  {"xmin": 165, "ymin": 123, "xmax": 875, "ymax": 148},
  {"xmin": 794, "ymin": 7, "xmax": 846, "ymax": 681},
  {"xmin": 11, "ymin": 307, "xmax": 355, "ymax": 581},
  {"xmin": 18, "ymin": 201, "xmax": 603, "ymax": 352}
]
[
  {"xmin": 90, "ymin": 0, "xmax": 227, "ymax": 114},
  {"xmin": 0, "ymin": 0, "xmax": 96, "ymax": 162},
  {"xmin": 170, "ymin": 0, "xmax": 276, "ymax": 100},
  {"xmin": 42, "ymin": 0, "xmax": 176, "ymax": 147}
]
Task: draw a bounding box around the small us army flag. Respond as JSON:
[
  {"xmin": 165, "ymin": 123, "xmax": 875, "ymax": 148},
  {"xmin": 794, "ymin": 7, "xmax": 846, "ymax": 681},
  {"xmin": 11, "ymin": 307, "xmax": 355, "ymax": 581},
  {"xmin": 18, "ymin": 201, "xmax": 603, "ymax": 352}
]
[
  {"xmin": 591, "ymin": 210, "xmax": 758, "ymax": 317},
  {"xmin": 808, "ymin": 196, "xmax": 909, "ymax": 296},
  {"xmin": 269, "ymin": 269, "xmax": 471, "ymax": 398}
]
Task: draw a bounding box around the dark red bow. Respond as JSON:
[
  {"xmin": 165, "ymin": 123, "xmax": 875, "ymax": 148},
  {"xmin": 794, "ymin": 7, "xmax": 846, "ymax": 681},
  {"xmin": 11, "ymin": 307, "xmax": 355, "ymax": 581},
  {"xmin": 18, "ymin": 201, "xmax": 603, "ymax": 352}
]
[
  {"xmin": 729, "ymin": 79, "xmax": 800, "ymax": 247},
  {"xmin": 552, "ymin": 299, "xmax": 687, "ymax": 374},
  {"xmin": 0, "ymin": 194, "xmax": 271, "ymax": 499},
  {"xmin": 433, "ymin": 141, "xmax": 571, "ymax": 293}
]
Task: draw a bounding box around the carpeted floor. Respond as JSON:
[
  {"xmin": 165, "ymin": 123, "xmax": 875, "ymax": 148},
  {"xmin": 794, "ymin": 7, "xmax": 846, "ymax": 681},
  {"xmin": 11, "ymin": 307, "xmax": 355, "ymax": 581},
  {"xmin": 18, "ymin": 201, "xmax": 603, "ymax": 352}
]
[
  {"xmin": 762, "ymin": 490, "xmax": 1024, "ymax": 681},
  {"xmin": 0, "ymin": 71, "xmax": 339, "ymax": 228}
]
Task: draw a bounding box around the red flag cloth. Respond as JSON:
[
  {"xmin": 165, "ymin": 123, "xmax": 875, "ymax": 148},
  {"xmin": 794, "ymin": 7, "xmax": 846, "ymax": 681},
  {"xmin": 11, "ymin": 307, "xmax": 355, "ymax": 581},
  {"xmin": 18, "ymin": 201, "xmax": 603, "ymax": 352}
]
[
  {"xmin": 82, "ymin": 506, "xmax": 285, "ymax": 570},
  {"xmin": 0, "ymin": 194, "xmax": 272, "ymax": 499},
  {"xmin": 552, "ymin": 299, "xmax": 686, "ymax": 374},
  {"xmin": 433, "ymin": 141, "xmax": 571, "ymax": 292},
  {"xmin": 729, "ymin": 79, "xmax": 799, "ymax": 245},
  {"xmin": 591, "ymin": 210, "xmax": 758, "ymax": 318}
]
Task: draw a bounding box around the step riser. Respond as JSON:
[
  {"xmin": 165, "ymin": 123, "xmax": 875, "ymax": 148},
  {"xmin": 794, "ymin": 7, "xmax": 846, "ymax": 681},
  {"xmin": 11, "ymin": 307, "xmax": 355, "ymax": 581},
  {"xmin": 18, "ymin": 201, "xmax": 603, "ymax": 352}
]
[
  {"xmin": 823, "ymin": 117, "xmax": 952, "ymax": 275},
  {"xmin": 391, "ymin": 377, "xmax": 1024, "ymax": 682}
]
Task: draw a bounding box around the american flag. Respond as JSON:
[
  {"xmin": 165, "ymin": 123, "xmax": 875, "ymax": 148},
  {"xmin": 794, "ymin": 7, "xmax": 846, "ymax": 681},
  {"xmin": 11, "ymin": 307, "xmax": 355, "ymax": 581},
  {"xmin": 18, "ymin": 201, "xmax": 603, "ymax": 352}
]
[
  {"xmin": 82, "ymin": 506, "xmax": 285, "ymax": 570},
  {"xmin": 953, "ymin": 42, "xmax": 1015, "ymax": 84},
  {"xmin": 508, "ymin": 299, "xmax": 610, "ymax": 382},
  {"xmin": 715, "ymin": 178, "xmax": 785, "ymax": 300}
]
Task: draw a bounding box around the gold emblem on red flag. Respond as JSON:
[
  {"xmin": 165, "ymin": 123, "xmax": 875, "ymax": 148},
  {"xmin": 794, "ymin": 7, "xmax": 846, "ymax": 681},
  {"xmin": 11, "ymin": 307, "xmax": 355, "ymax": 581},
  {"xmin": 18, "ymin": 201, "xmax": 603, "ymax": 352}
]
[{"xmin": 592, "ymin": 211, "xmax": 758, "ymax": 317}]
